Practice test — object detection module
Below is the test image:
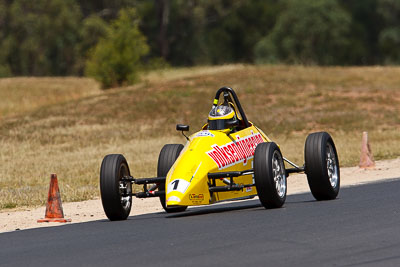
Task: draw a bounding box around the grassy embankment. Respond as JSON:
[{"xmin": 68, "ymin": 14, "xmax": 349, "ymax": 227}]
[{"xmin": 0, "ymin": 65, "xmax": 399, "ymax": 209}]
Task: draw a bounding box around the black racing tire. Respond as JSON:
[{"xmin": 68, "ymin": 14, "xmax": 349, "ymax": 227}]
[
  {"xmin": 305, "ymin": 132, "xmax": 340, "ymax": 200},
  {"xmin": 100, "ymin": 154, "xmax": 132, "ymax": 221},
  {"xmin": 254, "ymin": 142, "xmax": 287, "ymax": 209},
  {"xmin": 157, "ymin": 144, "xmax": 187, "ymax": 213}
]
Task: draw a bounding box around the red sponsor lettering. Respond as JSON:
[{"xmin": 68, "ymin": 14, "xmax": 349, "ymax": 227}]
[
  {"xmin": 206, "ymin": 132, "xmax": 264, "ymax": 169},
  {"xmin": 214, "ymin": 145, "xmax": 229, "ymax": 166},
  {"xmin": 223, "ymin": 146, "xmax": 233, "ymax": 159},
  {"xmin": 256, "ymin": 134, "xmax": 264, "ymax": 144},
  {"xmin": 227, "ymin": 144, "xmax": 239, "ymax": 162},
  {"xmin": 208, "ymin": 151, "xmax": 222, "ymax": 168},
  {"xmin": 236, "ymin": 138, "xmax": 248, "ymax": 164},
  {"xmin": 212, "ymin": 150, "xmax": 226, "ymax": 168},
  {"xmin": 245, "ymin": 138, "xmax": 252, "ymax": 157}
]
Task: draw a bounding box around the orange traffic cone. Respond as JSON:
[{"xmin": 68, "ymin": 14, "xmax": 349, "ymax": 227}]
[
  {"xmin": 37, "ymin": 174, "xmax": 71, "ymax": 223},
  {"xmin": 359, "ymin": 131, "xmax": 375, "ymax": 169}
]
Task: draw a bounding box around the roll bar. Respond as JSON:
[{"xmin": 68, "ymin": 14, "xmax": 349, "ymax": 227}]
[{"xmin": 213, "ymin": 87, "xmax": 250, "ymax": 128}]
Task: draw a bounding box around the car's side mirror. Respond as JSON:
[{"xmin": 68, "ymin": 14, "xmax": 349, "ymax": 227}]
[
  {"xmin": 176, "ymin": 124, "xmax": 190, "ymax": 141},
  {"xmin": 176, "ymin": 124, "xmax": 189, "ymax": 132}
]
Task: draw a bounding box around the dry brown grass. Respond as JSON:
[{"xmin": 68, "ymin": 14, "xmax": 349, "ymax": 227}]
[
  {"xmin": 0, "ymin": 77, "xmax": 100, "ymax": 119},
  {"xmin": 0, "ymin": 65, "xmax": 399, "ymax": 209}
]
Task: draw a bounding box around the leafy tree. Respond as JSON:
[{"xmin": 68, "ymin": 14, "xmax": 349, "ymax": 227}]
[
  {"xmin": 74, "ymin": 15, "xmax": 109, "ymax": 74},
  {"xmin": 0, "ymin": 0, "xmax": 11, "ymax": 77},
  {"xmin": 254, "ymin": 0, "xmax": 352, "ymax": 65},
  {"xmin": 377, "ymin": 0, "xmax": 400, "ymax": 64},
  {"xmin": 4, "ymin": 0, "xmax": 82, "ymax": 76},
  {"xmin": 340, "ymin": 0, "xmax": 382, "ymax": 65},
  {"xmin": 2, "ymin": 0, "xmax": 400, "ymax": 76},
  {"xmin": 76, "ymin": 0, "xmax": 135, "ymax": 20},
  {"xmin": 135, "ymin": 1, "xmax": 162, "ymax": 61},
  {"xmin": 85, "ymin": 8, "xmax": 149, "ymax": 89},
  {"xmin": 139, "ymin": 0, "xmax": 281, "ymax": 66},
  {"xmin": 204, "ymin": 0, "xmax": 282, "ymax": 64}
]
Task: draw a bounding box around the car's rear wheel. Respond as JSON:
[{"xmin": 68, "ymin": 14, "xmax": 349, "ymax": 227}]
[
  {"xmin": 157, "ymin": 144, "xmax": 187, "ymax": 213},
  {"xmin": 305, "ymin": 132, "xmax": 340, "ymax": 200},
  {"xmin": 254, "ymin": 142, "xmax": 287, "ymax": 209},
  {"xmin": 100, "ymin": 154, "xmax": 132, "ymax": 221}
]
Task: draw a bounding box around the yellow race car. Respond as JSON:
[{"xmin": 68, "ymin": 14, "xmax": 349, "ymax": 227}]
[{"xmin": 100, "ymin": 87, "xmax": 340, "ymax": 220}]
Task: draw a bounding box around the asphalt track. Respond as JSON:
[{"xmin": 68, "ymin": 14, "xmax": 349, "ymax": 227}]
[{"xmin": 1, "ymin": 179, "xmax": 400, "ymax": 267}]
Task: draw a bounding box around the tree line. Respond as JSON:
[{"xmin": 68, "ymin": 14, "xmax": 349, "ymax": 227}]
[{"xmin": 0, "ymin": 0, "xmax": 399, "ymax": 87}]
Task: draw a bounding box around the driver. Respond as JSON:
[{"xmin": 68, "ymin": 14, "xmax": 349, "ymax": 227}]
[{"xmin": 208, "ymin": 105, "xmax": 237, "ymax": 130}]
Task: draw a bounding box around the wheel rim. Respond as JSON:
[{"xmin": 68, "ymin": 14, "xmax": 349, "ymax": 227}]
[
  {"xmin": 272, "ymin": 150, "xmax": 286, "ymax": 198},
  {"xmin": 326, "ymin": 143, "xmax": 338, "ymax": 188},
  {"xmin": 119, "ymin": 164, "xmax": 132, "ymax": 210}
]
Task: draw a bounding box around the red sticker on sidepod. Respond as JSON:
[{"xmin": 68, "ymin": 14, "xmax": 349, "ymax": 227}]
[{"xmin": 206, "ymin": 132, "xmax": 263, "ymax": 169}]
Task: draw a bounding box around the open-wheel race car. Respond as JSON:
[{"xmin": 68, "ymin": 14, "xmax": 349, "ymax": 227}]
[{"xmin": 100, "ymin": 87, "xmax": 340, "ymax": 220}]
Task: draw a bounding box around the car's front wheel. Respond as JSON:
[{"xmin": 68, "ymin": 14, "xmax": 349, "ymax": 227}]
[
  {"xmin": 157, "ymin": 144, "xmax": 187, "ymax": 213},
  {"xmin": 305, "ymin": 132, "xmax": 340, "ymax": 200},
  {"xmin": 100, "ymin": 154, "xmax": 132, "ymax": 221},
  {"xmin": 254, "ymin": 142, "xmax": 287, "ymax": 209}
]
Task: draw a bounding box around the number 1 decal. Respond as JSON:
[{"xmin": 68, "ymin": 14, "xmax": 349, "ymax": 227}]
[
  {"xmin": 172, "ymin": 179, "xmax": 179, "ymax": 190},
  {"xmin": 167, "ymin": 179, "xmax": 190, "ymax": 194}
]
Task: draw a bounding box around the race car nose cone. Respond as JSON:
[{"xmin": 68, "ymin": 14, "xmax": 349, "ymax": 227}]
[{"xmin": 166, "ymin": 196, "xmax": 181, "ymax": 205}]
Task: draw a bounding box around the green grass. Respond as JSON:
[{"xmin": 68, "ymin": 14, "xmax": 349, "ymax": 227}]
[{"xmin": 0, "ymin": 65, "xmax": 399, "ymax": 209}]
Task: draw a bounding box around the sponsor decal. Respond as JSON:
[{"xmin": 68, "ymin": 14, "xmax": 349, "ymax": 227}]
[
  {"xmin": 206, "ymin": 131, "xmax": 264, "ymax": 170},
  {"xmin": 195, "ymin": 131, "xmax": 215, "ymax": 138},
  {"xmin": 189, "ymin": 194, "xmax": 204, "ymax": 200},
  {"xmin": 246, "ymin": 187, "xmax": 252, "ymax": 192},
  {"xmin": 189, "ymin": 193, "xmax": 204, "ymax": 204}
]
